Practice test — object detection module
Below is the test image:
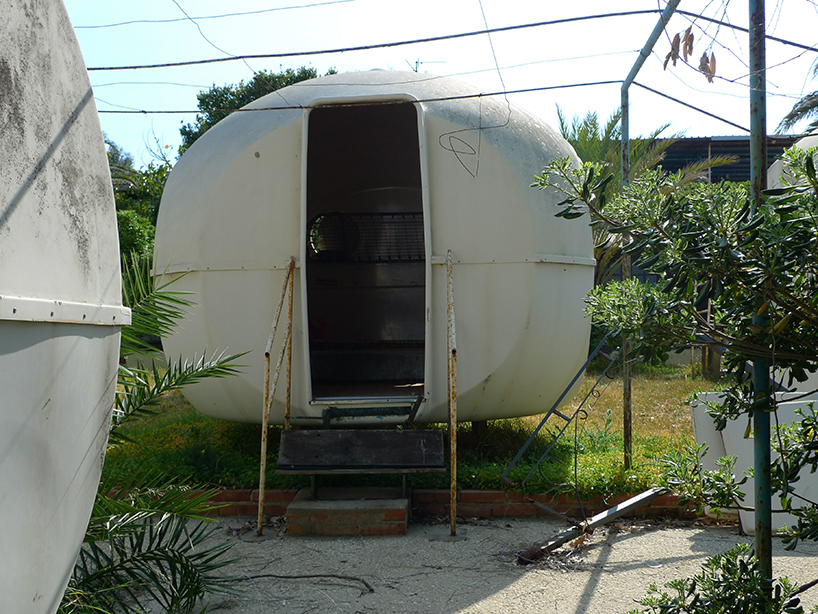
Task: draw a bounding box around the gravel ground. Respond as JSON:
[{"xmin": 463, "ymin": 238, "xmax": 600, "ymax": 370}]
[{"xmin": 169, "ymin": 516, "xmax": 818, "ymax": 614}]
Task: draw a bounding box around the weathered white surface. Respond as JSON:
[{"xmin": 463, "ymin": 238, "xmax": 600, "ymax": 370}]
[
  {"xmin": 0, "ymin": 323, "xmax": 120, "ymax": 613},
  {"xmin": 690, "ymin": 393, "xmax": 729, "ymax": 473},
  {"xmin": 691, "ymin": 393, "xmax": 818, "ymax": 533},
  {"xmin": 0, "ymin": 2, "xmax": 126, "ymax": 612},
  {"xmin": 768, "ymin": 132, "xmax": 818, "ymax": 189},
  {"xmin": 767, "ymin": 134, "xmax": 818, "ymax": 395},
  {"xmin": 155, "ymin": 71, "xmax": 593, "ymax": 424},
  {"xmin": 721, "ymin": 398, "xmax": 818, "ymax": 535}
]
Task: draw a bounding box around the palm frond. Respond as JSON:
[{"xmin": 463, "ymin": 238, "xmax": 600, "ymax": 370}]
[
  {"xmin": 109, "ymin": 163, "xmax": 141, "ymax": 191},
  {"xmin": 630, "ymin": 129, "xmax": 679, "ymax": 178},
  {"xmin": 777, "ymin": 90, "xmax": 818, "ymax": 133},
  {"xmin": 68, "ymin": 471, "xmax": 234, "ymax": 614},
  {"xmin": 675, "ymin": 154, "xmax": 739, "ymax": 180},
  {"xmin": 90, "ymin": 474, "xmax": 221, "ymax": 539},
  {"xmin": 120, "ymin": 251, "xmax": 194, "ymax": 359},
  {"xmin": 557, "ymin": 105, "xmax": 621, "ymax": 166},
  {"xmin": 594, "ymin": 238, "xmax": 625, "ymax": 286},
  {"xmin": 71, "ymin": 515, "xmax": 234, "ymax": 613},
  {"xmin": 111, "ymin": 351, "xmax": 246, "ymax": 441}
]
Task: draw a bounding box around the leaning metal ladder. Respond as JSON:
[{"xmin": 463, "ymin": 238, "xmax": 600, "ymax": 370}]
[
  {"xmin": 500, "ymin": 335, "xmax": 621, "ymax": 525},
  {"xmin": 500, "ymin": 336, "xmax": 669, "ymax": 561}
]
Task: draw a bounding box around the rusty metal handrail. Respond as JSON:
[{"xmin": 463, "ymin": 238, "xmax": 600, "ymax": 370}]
[
  {"xmin": 258, "ymin": 256, "xmax": 295, "ymax": 536},
  {"xmin": 446, "ymin": 250, "xmax": 458, "ymax": 537}
]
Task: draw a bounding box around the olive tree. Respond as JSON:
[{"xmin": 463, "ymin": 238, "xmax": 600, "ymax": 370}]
[{"xmin": 534, "ymin": 146, "xmax": 818, "ymax": 554}]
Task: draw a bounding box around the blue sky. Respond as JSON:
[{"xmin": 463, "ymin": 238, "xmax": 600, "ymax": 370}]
[{"xmin": 64, "ymin": 0, "xmax": 818, "ymax": 167}]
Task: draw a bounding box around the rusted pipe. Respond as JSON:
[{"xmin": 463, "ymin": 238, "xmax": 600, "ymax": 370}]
[
  {"xmin": 258, "ymin": 257, "xmax": 295, "ymax": 536},
  {"xmin": 749, "ymin": 0, "xmax": 772, "ymax": 583},
  {"xmin": 284, "ymin": 263, "xmax": 294, "ymax": 431},
  {"xmin": 446, "ymin": 250, "xmax": 458, "ymax": 537}
]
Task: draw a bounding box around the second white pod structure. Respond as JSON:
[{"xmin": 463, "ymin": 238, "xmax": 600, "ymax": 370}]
[
  {"xmin": 1, "ymin": 2, "xmax": 129, "ymax": 612},
  {"xmin": 154, "ymin": 70, "xmax": 594, "ymax": 425}
]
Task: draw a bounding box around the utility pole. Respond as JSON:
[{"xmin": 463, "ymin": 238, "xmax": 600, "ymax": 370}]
[{"xmin": 749, "ymin": 0, "xmax": 773, "ymax": 583}]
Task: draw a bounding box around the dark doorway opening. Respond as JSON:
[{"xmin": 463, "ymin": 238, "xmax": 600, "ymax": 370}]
[{"xmin": 305, "ymin": 102, "xmax": 425, "ymax": 400}]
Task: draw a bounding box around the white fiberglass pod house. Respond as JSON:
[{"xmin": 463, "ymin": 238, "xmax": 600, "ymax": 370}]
[
  {"xmin": 1, "ymin": 2, "xmax": 130, "ymax": 613},
  {"xmin": 155, "ymin": 70, "xmax": 593, "ymax": 426}
]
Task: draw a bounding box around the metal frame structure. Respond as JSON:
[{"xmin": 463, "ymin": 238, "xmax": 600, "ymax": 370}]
[
  {"xmin": 446, "ymin": 249, "xmax": 458, "ymax": 537},
  {"xmin": 500, "ymin": 335, "xmax": 621, "ymax": 524},
  {"xmin": 257, "ymin": 256, "xmax": 296, "ymax": 536}
]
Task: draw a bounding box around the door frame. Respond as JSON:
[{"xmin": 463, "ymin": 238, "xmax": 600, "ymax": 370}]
[{"xmin": 298, "ymin": 95, "xmax": 432, "ymax": 414}]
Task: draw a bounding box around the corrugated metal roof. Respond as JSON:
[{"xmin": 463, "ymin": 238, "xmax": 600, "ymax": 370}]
[{"xmin": 659, "ymin": 135, "xmax": 800, "ymax": 182}]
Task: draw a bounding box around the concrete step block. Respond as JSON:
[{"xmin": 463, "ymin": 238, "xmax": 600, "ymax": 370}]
[{"xmin": 286, "ymin": 487, "xmax": 409, "ymax": 536}]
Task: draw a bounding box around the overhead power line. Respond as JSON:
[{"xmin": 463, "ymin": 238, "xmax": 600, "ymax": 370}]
[
  {"xmin": 94, "ymin": 78, "xmax": 746, "ymax": 133},
  {"xmin": 676, "ymin": 9, "xmax": 817, "ymax": 53},
  {"xmin": 85, "ymin": 9, "xmax": 817, "ymax": 73},
  {"xmin": 87, "ymin": 10, "xmax": 664, "ymax": 71},
  {"xmin": 88, "ymin": 49, "xmax": 638, "ymax": 91},
  {"xmin": 632, "ymin": 82, "xmax": 749, "ymax": 132},
  {"xmin": 95, "ymin": 81, "xmax": 622, "ymax": 113},
  {"xmin": 73, "ymin": 0, "xmax": 356, "ymax": 29}
]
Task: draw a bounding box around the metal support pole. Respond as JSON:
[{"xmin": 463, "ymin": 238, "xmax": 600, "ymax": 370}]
[
  {"xmin": 284, "ymin": 266, "xmax": 294, "ymax": 431},
  {"xmin": 621, "ymin": 83, "xmax": 633, "ymax": 472},
  {"xmin": 620, "ymin": 0, "xmax": 680, "ymax": 187},
  {"xmin": 446, "ymin": 250, "xmax": 458, "ymax": 537},
  {"xmin": 619, "ymin": 0, "xmax": 679, "ymax": 471},
  {"xmin": 621, "ymin": 89, "xmax": 630, "ymax": 189},
  {"xmin": 752, "ymin": 326, "xmax": 772, "ymax": 576},
  {"xmin": 749, "ymin": 0, "xmax": 772, "ymax": 582},
  {"xmin": 621, "ymin": 263, "xmax": 633, "ymax": 471},
  {"xmin": 258, "ymin": 257, "xmax": 295, "ymax": 536}
]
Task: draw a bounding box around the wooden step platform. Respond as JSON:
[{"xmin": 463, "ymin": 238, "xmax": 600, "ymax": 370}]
[{"xmin": 276, "ymin": 429, "xmax": 445, "ymax": 473}]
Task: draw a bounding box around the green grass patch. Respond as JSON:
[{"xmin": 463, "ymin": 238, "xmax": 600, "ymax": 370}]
[{"xmin": 104, "ymin": 365, "xmax": 709, "ymax": 497}]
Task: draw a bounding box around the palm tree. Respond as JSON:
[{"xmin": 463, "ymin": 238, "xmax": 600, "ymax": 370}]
[
  {"xmin": 557, "ymin": 106, "xmax": 680, "ymax": 286},
  {"xmin": 60, "ymin": 253, "xmax": 244, "ymax": 614},
  {"xmin": 556, "ymin": 106, "xmax": 736, "ymax": 285},
  {"xmin": 557, "ymin": 107, "xmax": 681, "ymax": 190},
  {"xmin": 777, "ymin": 61, "xmax": 818, "ymax": 133}
]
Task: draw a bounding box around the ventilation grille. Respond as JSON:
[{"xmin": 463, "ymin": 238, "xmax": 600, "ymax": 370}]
[{"xmin": 309, "ymin": 212, "xmax": 425, "ymax": 262}]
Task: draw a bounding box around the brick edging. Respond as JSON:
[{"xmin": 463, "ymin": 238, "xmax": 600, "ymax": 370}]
[{"xmin": 201, "ymin": 489, "xmax": 697, "ymax": 520}]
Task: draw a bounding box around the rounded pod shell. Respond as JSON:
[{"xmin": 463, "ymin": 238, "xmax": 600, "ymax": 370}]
[
  {"xmin": 0, "ymin": 3, "xmax": 128, "ymax": 611},
  {"xmin": 155, "ymin": 71, "xmax": 593, "ymax": 425},
  {"xmin": 768, "ymin": 131, "xmax": 818, "ymax": 188}
]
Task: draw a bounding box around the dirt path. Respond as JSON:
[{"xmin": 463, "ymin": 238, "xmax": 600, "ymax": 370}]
[{"xmin": 192, "ymin": 517, "xmax": 818, "ymax": 614}]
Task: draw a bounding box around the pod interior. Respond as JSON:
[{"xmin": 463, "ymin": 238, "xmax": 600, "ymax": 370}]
[{"xmin": 305, "ymin": 101, "xmax": 426, "ymax": 402}]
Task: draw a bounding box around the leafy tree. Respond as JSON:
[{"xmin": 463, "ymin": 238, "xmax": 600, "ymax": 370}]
[
  {"xmin": 555, "ymin": 107, "xmax": 733, "ymax": 286},
  {"xmin": 115, "ymin": 209, "xmax": 154, "ymax": 259},
  {"xmin": 628, "ymin": 544, "xmax": 813, "ymax": 614},
  {"xmin": 106, "ymin": 138, "xmax": 169, "ymax": 260},
  {"xmin": 109, "ymin": 160, "xmax": 170, "ymax": 227},
  {"xmin": 534, "ymin": 146, "xmax": 818, "ymax": 571},
  {"xmin": 179, "ymin": 66, "xmax": 336, "ymax": 152}
]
